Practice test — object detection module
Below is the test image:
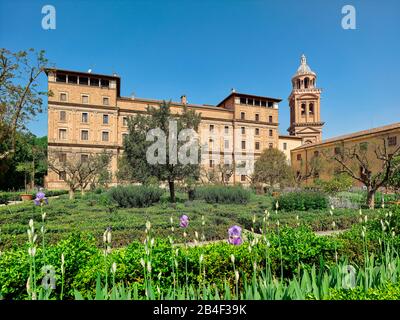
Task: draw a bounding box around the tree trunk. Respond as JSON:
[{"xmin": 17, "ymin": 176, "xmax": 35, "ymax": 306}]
[
  {"xmin": 188, "ymin": 188, "xmax": 195, "ymax": 201},
  {"xmin": 168, "ymin": 180, "xmax": 176, "ymax": 203},
  {"xmin": 81, "ymin": 188, "xmax": 85, "ymax": 196},
  {"xmin": 31, "ymin": 159, "xmax": 35, "ymax": 189},
  {"xmin": 366, "ymin": 188, "xmax": 375, "ymax": 209},
  {"xmin": 69, "ymin": 189, "xmax": 75, "ymax": 200}
]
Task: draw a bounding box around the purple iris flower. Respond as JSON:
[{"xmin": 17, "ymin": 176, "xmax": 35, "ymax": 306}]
[
  {"xmin": 180, "ymin": 215, "xmax": 189, "ymax": 228},
  {"xmin": 34, "ymin": 191, "xmax": 48, "ymax": 206},
  {"xmin": 228, "ymin": 225, "xmax": 242, "ymax": 245}
]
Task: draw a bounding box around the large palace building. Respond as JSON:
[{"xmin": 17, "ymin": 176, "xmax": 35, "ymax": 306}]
[{"xmin": 45, "ymin": 55, "xmax": 399, "ymax": 189}]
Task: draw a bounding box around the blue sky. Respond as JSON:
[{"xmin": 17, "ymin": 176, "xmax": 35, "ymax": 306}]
[{"xmin": 1, "ymin": 0, "xmax": 399, "ymax": 139}]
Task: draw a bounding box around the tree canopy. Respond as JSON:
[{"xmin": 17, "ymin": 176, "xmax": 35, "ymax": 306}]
[
  {"xmin": 252, "ymin": 148, "xmax": 292, "ymax": 190},
  {"xmin": 122, "ymin": 101, "xmax": 201, "ymax": 202},
  {"xmin": 0, "ymin": 48, "xmax": 51, "ymax": 160}
]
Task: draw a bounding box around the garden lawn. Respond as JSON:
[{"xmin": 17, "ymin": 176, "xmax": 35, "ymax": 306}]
[{"xmin": 0, "ymin": 191, "xmax": 389, "ymax": 250}]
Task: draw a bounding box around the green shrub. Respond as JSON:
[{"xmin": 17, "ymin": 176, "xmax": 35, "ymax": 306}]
[
  {"xmin": 194, "ymin": 185, "xmax": 251, "ymax": 204},
  {"xmin": 108, "ymin": 185, "xmax": 163, "ymax": 208},
  {"xmin": 276, "ymin": 191, "xmax": 328, "ymax": 211},
  {"xmin": 0, "ymin": 225, "xmax": 340, "ymax": 299},
  {"xmin": 327, "ymin": 282, "xmax": 400, "ymax": 300},
  {"xmin": 0, "ymin": 232, "xmax": 99, "ymax": 299},
  {"xmin": 314, "ymin": 174, "xmax": 353, "ymax": 195}
]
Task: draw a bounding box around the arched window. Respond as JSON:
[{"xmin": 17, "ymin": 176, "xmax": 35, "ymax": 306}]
[
  {"xmin": 305, "ymin": 140, "xmax": 312, "ymax": 144},
  {"xmin": 297, "ymin": 79, "xmax": 300, "ymax": 89},
  {"xmin": 309, "ymin": 103, "xmax": 314, "ymax": 115},
  {"xmin": 301, "ymin": 103, "xmax": 306, "ymax": 115},
  {"xmin": 304, "ymin": 77, "xmax": 309, "ymax": 89}
]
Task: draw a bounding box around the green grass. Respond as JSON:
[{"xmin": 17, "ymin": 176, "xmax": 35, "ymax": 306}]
[{"xmin": 0, "ymin": 190, "xmax": 389, "ymax": 250}]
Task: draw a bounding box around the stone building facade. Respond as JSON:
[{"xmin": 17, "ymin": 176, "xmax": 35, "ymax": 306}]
[
  {"xmin": 290, "ymin": 123, "xmax": 400, "ymax": 185},
  {"xmin": 45, "ymin": 69, "xmax": 281, "ymax": 189},
  {"xmin": 46, "ymin": 54, "xmax": 398, "ymax": 190}
]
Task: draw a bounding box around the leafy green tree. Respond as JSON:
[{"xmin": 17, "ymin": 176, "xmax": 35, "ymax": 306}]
[
  {"xmin": 15, "ymin": 161, "xmax": 34, "ymax": 192},
  {"xmin": 252, "ymin": 148, "xmax": 292, "ymax": 190},
  {"xmin": 123, "ymin": 101, "xmax": 201, "ymax": 202},
  {"xmin": 314, "ymin": 173, "xmax": 353, "ymax": 195},
  {"xmin": 0, "ymin": 132, "xmax": 47, "ymax": 190},
  {"xmin": 0, "ymin": 48, "xmax": 51, "ymax": 160}
]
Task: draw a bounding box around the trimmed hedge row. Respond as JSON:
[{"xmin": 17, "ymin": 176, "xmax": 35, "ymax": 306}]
[
  {"xmin": 276, "ymin": 191, "xmax": 328, "ymax": 211},
  {"xmin": 107, "ymin": 185, "xmax": 164, "ymax": 208},
  {"xmin": 194, "ymin": 185, "xmax": 251, "ymax": 204}
]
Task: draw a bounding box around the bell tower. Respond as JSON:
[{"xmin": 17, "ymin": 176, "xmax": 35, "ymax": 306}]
[{"xmin": 288, "ymin": 54, "xmax": 324, "ymax": 144}]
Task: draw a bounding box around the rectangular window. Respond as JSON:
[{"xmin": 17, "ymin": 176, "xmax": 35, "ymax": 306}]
[
  {"xmin": 261, "ymin": 100, "xmax": 267, "ymax": 107},
  {"xmin": 240, "ymin": 112, "xmax": 245, "ymax": 120},
  {"xmin": 255, "ymin": 113, "xmax": 259, "ymax": 122},
  {"xmin": 102, "ymin": 131, "xmax": 109, "ymax": 142},
  {"xmin": 56, "ymin": 73, "xmax": 67, "ymax": 83},
  {"xmin": 123, "ymin": 117, "xmax": 128, "ymax": 126},
  {"xmin": 247, "ymin": 98, "xmax": 254, "ymax": 105},
  {"xmin": 255, "ymin": 128, "xmax": 260, "ymax": 135},
  {"xmin": 269, "ymin": 115, "xmax": 273, "ymax": 123},
  {"xmin": 269, "ymin": 129, "xmax": 273, "ymax": 137},
  {"xmin": 269, "ymin": 143, "xmax": 273, "ymax": 149},
  {"xmin": 283, "ymin": 142, "xmax": 287, "ymax": 150},
  {"xmin": 59, "ymin": 93, "xmax": 67, "ymax": 102},
  {"xmin": 314, "ymin": 150, "xmax": 319, "ymax": 157},
  {"xmin": 103, "ymin": 97, "xmax": 110, "ymax": 106},
  {"xmin": 101, "ymin": 79, "xmax": 110, "ymax": 88},
  {"xmin": 209, "ymin": 124, "xmax": 214, "ymax": 133},
  {"xmin": 255, "ymin": 142, "xmax": 260, "ymax": 150},
  {"xmin": 224, "ymin": 126, "xmax": 229, "ymax": 134},
  {"xmin": 254, "ymin": 100, "xmax": 260, "ymax": 106},
  {"xmin": 68, "ymin": 75, "xmax": 77, "ymax": 84},
  {"xmin": 58, "ymin": 129, "xmax": 67, "ymax": 140},
  {"xmin": 301, "ymin": 104, "xmax": 306, "ymax": 115},
  {"xmin": 388, "ymin": 136, "xmax": 397, "ymax": 146},
  {"xmin": 90, "ymin": 78, "xmax": 99, "ymax": 87},
  {"xmin": 59, "ymin": 111, "xmax": 66, "ymax": 121},
  {"xmin": 241, "ymin": 127, "xmax": 246, "ymax": 134},
  {"xmin": 81, "ymin": 154, "xmax": 88, "ymax": 163},
  {"xmin": 59, "ymin": 171, "xmax": 66, "ymax": 180},
  {"xmin": 334, "ymin": 146, "xmax": 342, "ymax": 155},
  {"xmin": 224, "ymin": 140, "xmax": 229, "ymax": 149},
  {"xmin": 297, "ymin": 153, "xmax": 302, "ymax": 161},
  {"xmin": 82, "ymin": 95, "xmax": 89, "ymax": 104},
  {"xmin": 82, "ymin": 112, "xmax": 88, "ymax": 123},
  {"xmin": 240, "ymin": 97, "xmax": 246, "ymax": 104},
  {"xmin": 81, "ymin": 130, "xmax": 89, "ymax": 141},
  {"xmin": 209, "ymin": 139, "xmax": 214, "ymax": 150},
  {"xmin": 241, "ymin": 140, "xmax": 246, "ymax": 150},
  {"xmin": 268, "ymin": 101, "xmax": 273, "ymax": 108},
  {"xmin": 79, "ymin": 77, "xmax": 89, "ymax": 85},
  {"xmin": 103, "ymin": 114, "xmax": 109, "ymax": 124},
  {"xmin": 209, "ymin": 159, "xmax": 214, "ymax": 168},
  {"xmin": 59, "ymin": 153, "xmax": 67, "ymax": 163},
  {"xmin": 309, "ymin": 104, "xmax": 314, "ymax": 115},
  {"xmin": 241, "ymin": 175, "xmax": 246, "ymax": 182}
]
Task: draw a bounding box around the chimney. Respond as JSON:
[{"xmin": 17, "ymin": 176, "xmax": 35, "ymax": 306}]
[{"xmin": 181, "ymin": 95, "xmax": 187, "ymax": 105}]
